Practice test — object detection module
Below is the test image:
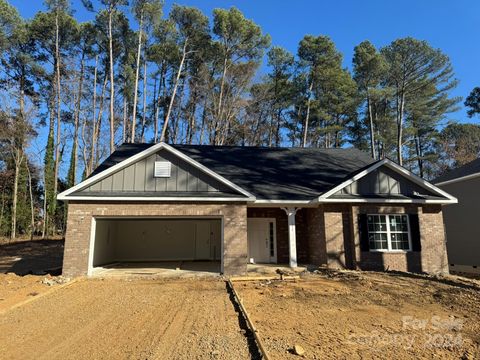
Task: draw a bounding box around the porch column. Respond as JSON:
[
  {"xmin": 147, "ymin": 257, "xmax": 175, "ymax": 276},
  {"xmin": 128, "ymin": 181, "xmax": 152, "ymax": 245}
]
[{"xmin": 282, "ymin": 207, "xmax": 300, "ymax": 268}]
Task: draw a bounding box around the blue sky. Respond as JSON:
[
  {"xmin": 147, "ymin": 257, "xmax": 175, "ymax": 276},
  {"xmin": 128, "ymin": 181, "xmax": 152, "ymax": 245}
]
[
  {"xmin": 8, "ymin": 0, "xmax": 478, "ymax": 179},
  {"xmin": 10, "ymin": 0, "xmax": 480, "ymax": 124}
]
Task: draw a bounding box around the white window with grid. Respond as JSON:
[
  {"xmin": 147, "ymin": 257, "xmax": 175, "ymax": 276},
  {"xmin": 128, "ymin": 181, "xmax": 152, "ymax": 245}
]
[{"xmin": 367, "ymin": 214, "xmax": 411, "ymax": 251}]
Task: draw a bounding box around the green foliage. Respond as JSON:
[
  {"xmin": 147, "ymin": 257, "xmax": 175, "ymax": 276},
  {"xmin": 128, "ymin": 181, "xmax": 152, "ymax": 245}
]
[
  {"xmin": 465, "ymin": 87, "xmax": 480, "ymax": 118},
  {"xmin": 213, "ymin": 7, "xmax": 270, "ymax": 60},
  {"xmin": 0, "ymin": 0, "xmax": 21, "ymax": 51},
  {"xmin": 0, "ymin": 2, "xmax": 471, "ymax": 239}
]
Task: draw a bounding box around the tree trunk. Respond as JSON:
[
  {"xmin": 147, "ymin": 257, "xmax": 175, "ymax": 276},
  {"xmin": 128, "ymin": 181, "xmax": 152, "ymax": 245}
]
[
  {"xmin": 141, "ymin": 58, "xmax": 147, "ymax": 142},
  {"xmin": 0, "ymin": 191, "xmax": 5, "ymax": 236},
  {"xmin": 71, "ymin": 56, "xmax": 85, "ymax": 186},
  {"xmin": 94, "ymin": 75, "xmax": 108, "ymax": 169},
  {"xmin": 122, "ymin": 95, "xmax": 127, "ymax": 143},
  {"xmin": 154, "ymin": 62, "xmax": 166, "ymax": 143},
  {"xmin": 160, "ymin": 39, "xmax": 188, "ymax": 143},
  {"xmin": 414, "ymin": 133, "xmax": 424, "ymax": 178},
  {"xmin": 199, "ymin": 95, "xmax": 208, "ymax": 144},
  {"xmin": 108, "ymin": 6, "xmax": 115, "ymax": 153},
  {"xmin": 302, "ymin": 78, "xmax": 314, "ymax": 147},
  {"xmin": 11, "ymin": 153, "xmax": 22, "ymax": 240},
  {"xmin": 214, "ymin": 55, "xmax": 229, "ymax": 144},
  {"xmin": 88, "ymin": 55, "xmax": 98, "ymax": 176},
  {"xmin": 366, "ymin": 90, "xmax": 376, "ymax": 159},
  {"xmin": 131, "ymin": 10, "xmax": 143, "ymax": 143},
  {"xmin": 152, "ymin": 74, "xmax": 158, "ymax": 143},
  {"xmin": 26, "ymin": 163, "xmax": 35, "ymax": 240},
  {"xmin": 396, "ymin": 91, "xmax": 405, "ymax": 166},
  {"xmin": 275, "ymin": 108, "xmax": 282, "ymax": 147},
  {"xmin": 53, "ymin": 9, "xmax": 62, "ymax": 199}
]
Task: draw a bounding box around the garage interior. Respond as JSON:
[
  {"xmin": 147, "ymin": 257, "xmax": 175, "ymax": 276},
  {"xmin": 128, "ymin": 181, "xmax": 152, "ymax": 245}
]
[{"xmin": 91, "ymin": 218, "xmax": 222, "ymax": 275}]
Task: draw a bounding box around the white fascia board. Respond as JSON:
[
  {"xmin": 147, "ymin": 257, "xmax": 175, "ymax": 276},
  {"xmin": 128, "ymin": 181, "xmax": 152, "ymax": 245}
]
[
  {"xmin": 315, "ymin": 158, "xmax": 457, "ymax": 204},
  {"xmin": 435, "ymin": 172, "xmax": 480, "ymax": 186},
  {"xmin": 57, "ymin": 142, "xmax": 256, "ymax": 201},
  {"xmin": 319, "ymin": 198, "xmax": 458, "ymax": 204},
  {"xmin": 58, "ymin": 196, "xmax": 252, "ymax": 202},
  {"xmin": 250, "ymin": 199, "xmax": 316, "ymax": 208}
]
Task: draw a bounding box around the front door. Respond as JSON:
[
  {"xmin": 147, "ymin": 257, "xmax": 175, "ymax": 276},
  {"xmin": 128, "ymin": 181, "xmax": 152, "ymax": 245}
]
[{"xmin": 247, "ymin": 218, "xmax": 276, "ymax": 264}]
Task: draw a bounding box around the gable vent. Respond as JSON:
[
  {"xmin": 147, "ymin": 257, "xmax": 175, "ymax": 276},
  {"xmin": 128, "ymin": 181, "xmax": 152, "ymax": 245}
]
[{"xmin": 154, "ymin": 161, "xmax": 171, "ymax": 177}]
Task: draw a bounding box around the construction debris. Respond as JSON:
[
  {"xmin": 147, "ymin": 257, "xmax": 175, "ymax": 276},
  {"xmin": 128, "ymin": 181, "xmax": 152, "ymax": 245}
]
[{"xmin": 42, "ymin": 276, "xmax": 70, "ymax": 286}]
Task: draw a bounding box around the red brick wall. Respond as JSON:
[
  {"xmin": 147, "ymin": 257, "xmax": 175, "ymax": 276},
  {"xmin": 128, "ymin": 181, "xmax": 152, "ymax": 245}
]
[
  {"xmin": 350, "ymin": 204, "xmax": 448, "ymax": 274},
  {"xmin": 63, "ymin": 201, "xmax": 248, "ymax": 277},
  {"xmin": 323, "ymin": 204, "xmax": 355, "ymax": 269},
  {"xmin": 306, "ymin": 207, "xmax": 327, "ymax": 265},
  {"xmin": 63, "ymin": 201, "xmax": 449, "ymax": 277}
]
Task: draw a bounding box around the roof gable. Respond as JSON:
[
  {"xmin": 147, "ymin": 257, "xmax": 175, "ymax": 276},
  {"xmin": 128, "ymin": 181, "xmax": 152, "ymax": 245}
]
[
  {"xmin": 59, "ymin": 143, "xmax": 457, "ymax": 204},
  {"xmin": 58, "ymin": 143, "xmax": 255, "ymax": 201},
  {"xmin": 317, "ymin": 159, "xmax": 457, "ymax": 204}
]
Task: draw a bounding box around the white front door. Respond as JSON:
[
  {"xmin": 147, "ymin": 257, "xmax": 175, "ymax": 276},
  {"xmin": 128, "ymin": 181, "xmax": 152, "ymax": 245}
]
[{"xmin": 247, "ymin": 218, "xmax": 276, "ymax": 264}]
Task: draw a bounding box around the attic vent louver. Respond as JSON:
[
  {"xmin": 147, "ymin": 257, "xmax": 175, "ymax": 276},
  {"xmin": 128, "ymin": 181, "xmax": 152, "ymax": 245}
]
[{"xmin": 154, "ymin": 161, "xmax": 171, "ymax": 177}]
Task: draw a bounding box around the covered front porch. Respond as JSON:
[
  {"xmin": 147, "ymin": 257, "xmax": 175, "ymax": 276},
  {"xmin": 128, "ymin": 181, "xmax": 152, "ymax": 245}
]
[{"xmin": 247, "ymin": 207, "xmax": 327, "ymax": 269}]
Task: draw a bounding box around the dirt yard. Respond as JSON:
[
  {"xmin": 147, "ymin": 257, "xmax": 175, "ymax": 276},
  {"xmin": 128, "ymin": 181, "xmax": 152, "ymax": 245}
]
[
  {"xmin": 0, "ymin": 239, "xmax": 64, "ymax": 275},
  {"xmin": 0, "ymin": 278, "xmax": 254, "ymax": 360},
  {"xmin": 234, "ymin": 271, "xmax": 480, "ymax": 359},
  {"xmin": 1, "ymin": 239, "xmax": 479, "ymax": 359}
]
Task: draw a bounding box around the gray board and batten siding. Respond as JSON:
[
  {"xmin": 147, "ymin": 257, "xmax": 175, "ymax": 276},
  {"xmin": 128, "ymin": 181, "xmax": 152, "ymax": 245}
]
[
  {"xmin": 334, "ymin": 166, "xmax": 438, "ymax": 197},
  {"xmin": 74, "ymin": 148, "xmax": 241, "ymax": 196}
]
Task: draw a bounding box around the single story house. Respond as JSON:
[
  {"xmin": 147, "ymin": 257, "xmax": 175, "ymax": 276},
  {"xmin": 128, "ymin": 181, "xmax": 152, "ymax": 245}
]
[
  {"xmin": 58, "ymin": 143, "xmax": 457, "ymax": 277},
  {"xmin": 435, "ymin": 159, "xmax": 480, "ymax": 275}
]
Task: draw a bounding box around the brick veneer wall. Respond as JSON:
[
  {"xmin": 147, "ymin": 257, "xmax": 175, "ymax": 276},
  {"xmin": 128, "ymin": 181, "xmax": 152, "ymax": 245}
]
[
  {"xmin": 63, "ymin": 201, "xmax": 248, "ymax": 277},
  {"xmin": 350, "ymin": 204, "xmax": 448, "ymax": 274},
  {"xmin": 248, "ymin": 204, "xmax": 449, "ymax": 275},
  {"xmin": 323, "ymin": 204, "xmax": 355, "ymax": 269},
  {"xmin": 306, "ymin": 207, "xmax": 327, "ymax": 265}
]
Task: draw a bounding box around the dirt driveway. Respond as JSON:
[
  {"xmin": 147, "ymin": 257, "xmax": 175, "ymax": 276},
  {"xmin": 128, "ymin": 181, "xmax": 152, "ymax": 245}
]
[
  {"xmin": 0, "ymin": 278, "xmax": 254, "ymax": 360},
  {"xmin": 234, "ymin": 271, "xmax": 480, "ymax": 360}
]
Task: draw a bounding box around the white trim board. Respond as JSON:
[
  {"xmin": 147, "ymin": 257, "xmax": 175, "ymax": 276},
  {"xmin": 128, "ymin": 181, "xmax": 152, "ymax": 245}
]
[
  {"xmin": 319, "ymin": 198, "xmax": 457, "ymax": 204},
  {"xmin": 435, "ymin": 172, "xmax": 480, "ymax": 186},
  {"xmin": 61, "ymin": 196, "xmax": 251, "ymax": 202},
  {"xmin": 61, "ymin": 196, "xmax": 455, "ymax": 205},
  {"xmin": 315, "ymin": 158, "xmax": 457, "ymax": 204},
  {"xmin": 57, "ymin": 142, "xmax": 256, "ymax": 201}
]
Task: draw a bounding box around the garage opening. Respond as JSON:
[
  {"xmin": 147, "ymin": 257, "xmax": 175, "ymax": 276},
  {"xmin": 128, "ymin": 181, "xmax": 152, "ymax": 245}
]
[{"xmin": 90, "ymin": 218, "xmax": 222, "ymax": 275}]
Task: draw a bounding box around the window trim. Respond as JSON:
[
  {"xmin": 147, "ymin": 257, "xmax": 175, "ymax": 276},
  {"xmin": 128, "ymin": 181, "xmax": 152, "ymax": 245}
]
[{"xmin": 366, "ymin": 214, "xmax": 412, "ymax": 252}]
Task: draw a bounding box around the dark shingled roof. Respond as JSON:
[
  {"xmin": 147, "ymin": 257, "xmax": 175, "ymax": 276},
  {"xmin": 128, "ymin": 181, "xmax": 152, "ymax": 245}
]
[
  {"xmin": 434, "ymin": 158, "xmax": 480, "ymax": 184},
  {"xmin": 89, "ymin": 143, "xmax": 376, "ymax": 200}
]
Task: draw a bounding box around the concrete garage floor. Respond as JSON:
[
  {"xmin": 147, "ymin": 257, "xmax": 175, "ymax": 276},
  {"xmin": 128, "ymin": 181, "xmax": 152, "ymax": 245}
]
[{"xmin": 91, "ymin": 261, "xmax": 221, "ymax": 278}]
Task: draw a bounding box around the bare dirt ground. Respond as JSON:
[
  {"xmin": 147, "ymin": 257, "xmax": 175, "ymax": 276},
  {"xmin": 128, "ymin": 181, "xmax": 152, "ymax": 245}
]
[
  {"xmin": 0, "ymin": 239, "xmax": 64, "ymax": 275},
  {"xmin": 234, "ymin": 270, "xmax": 480, "ymax": 360},
  {"xmin": 0, "ymin": 239, "xmax": 65, "ymax": 311},
  {"xmin": 0, "ymin": 278, "xmax": 254, "ymax": 360},
  {"xmin": 0, "ymin": 273, "xmax": 63, "ymax": 312}
]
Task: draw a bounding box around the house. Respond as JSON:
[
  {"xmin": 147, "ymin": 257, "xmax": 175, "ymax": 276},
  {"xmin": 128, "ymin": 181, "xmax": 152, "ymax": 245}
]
[
  {"xmin": 435, "ymin": 159, "xmax": 480, "ymax": 275},
  {"xmin": 58, "ymin": 143, "xmax": 457, "ymax": 277}
]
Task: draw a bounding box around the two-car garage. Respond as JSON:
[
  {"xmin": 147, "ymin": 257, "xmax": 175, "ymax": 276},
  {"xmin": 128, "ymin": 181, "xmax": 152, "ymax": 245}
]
[{"xmin": 89, "ymin": 218, "xmax": 222, "ymax": 274}]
